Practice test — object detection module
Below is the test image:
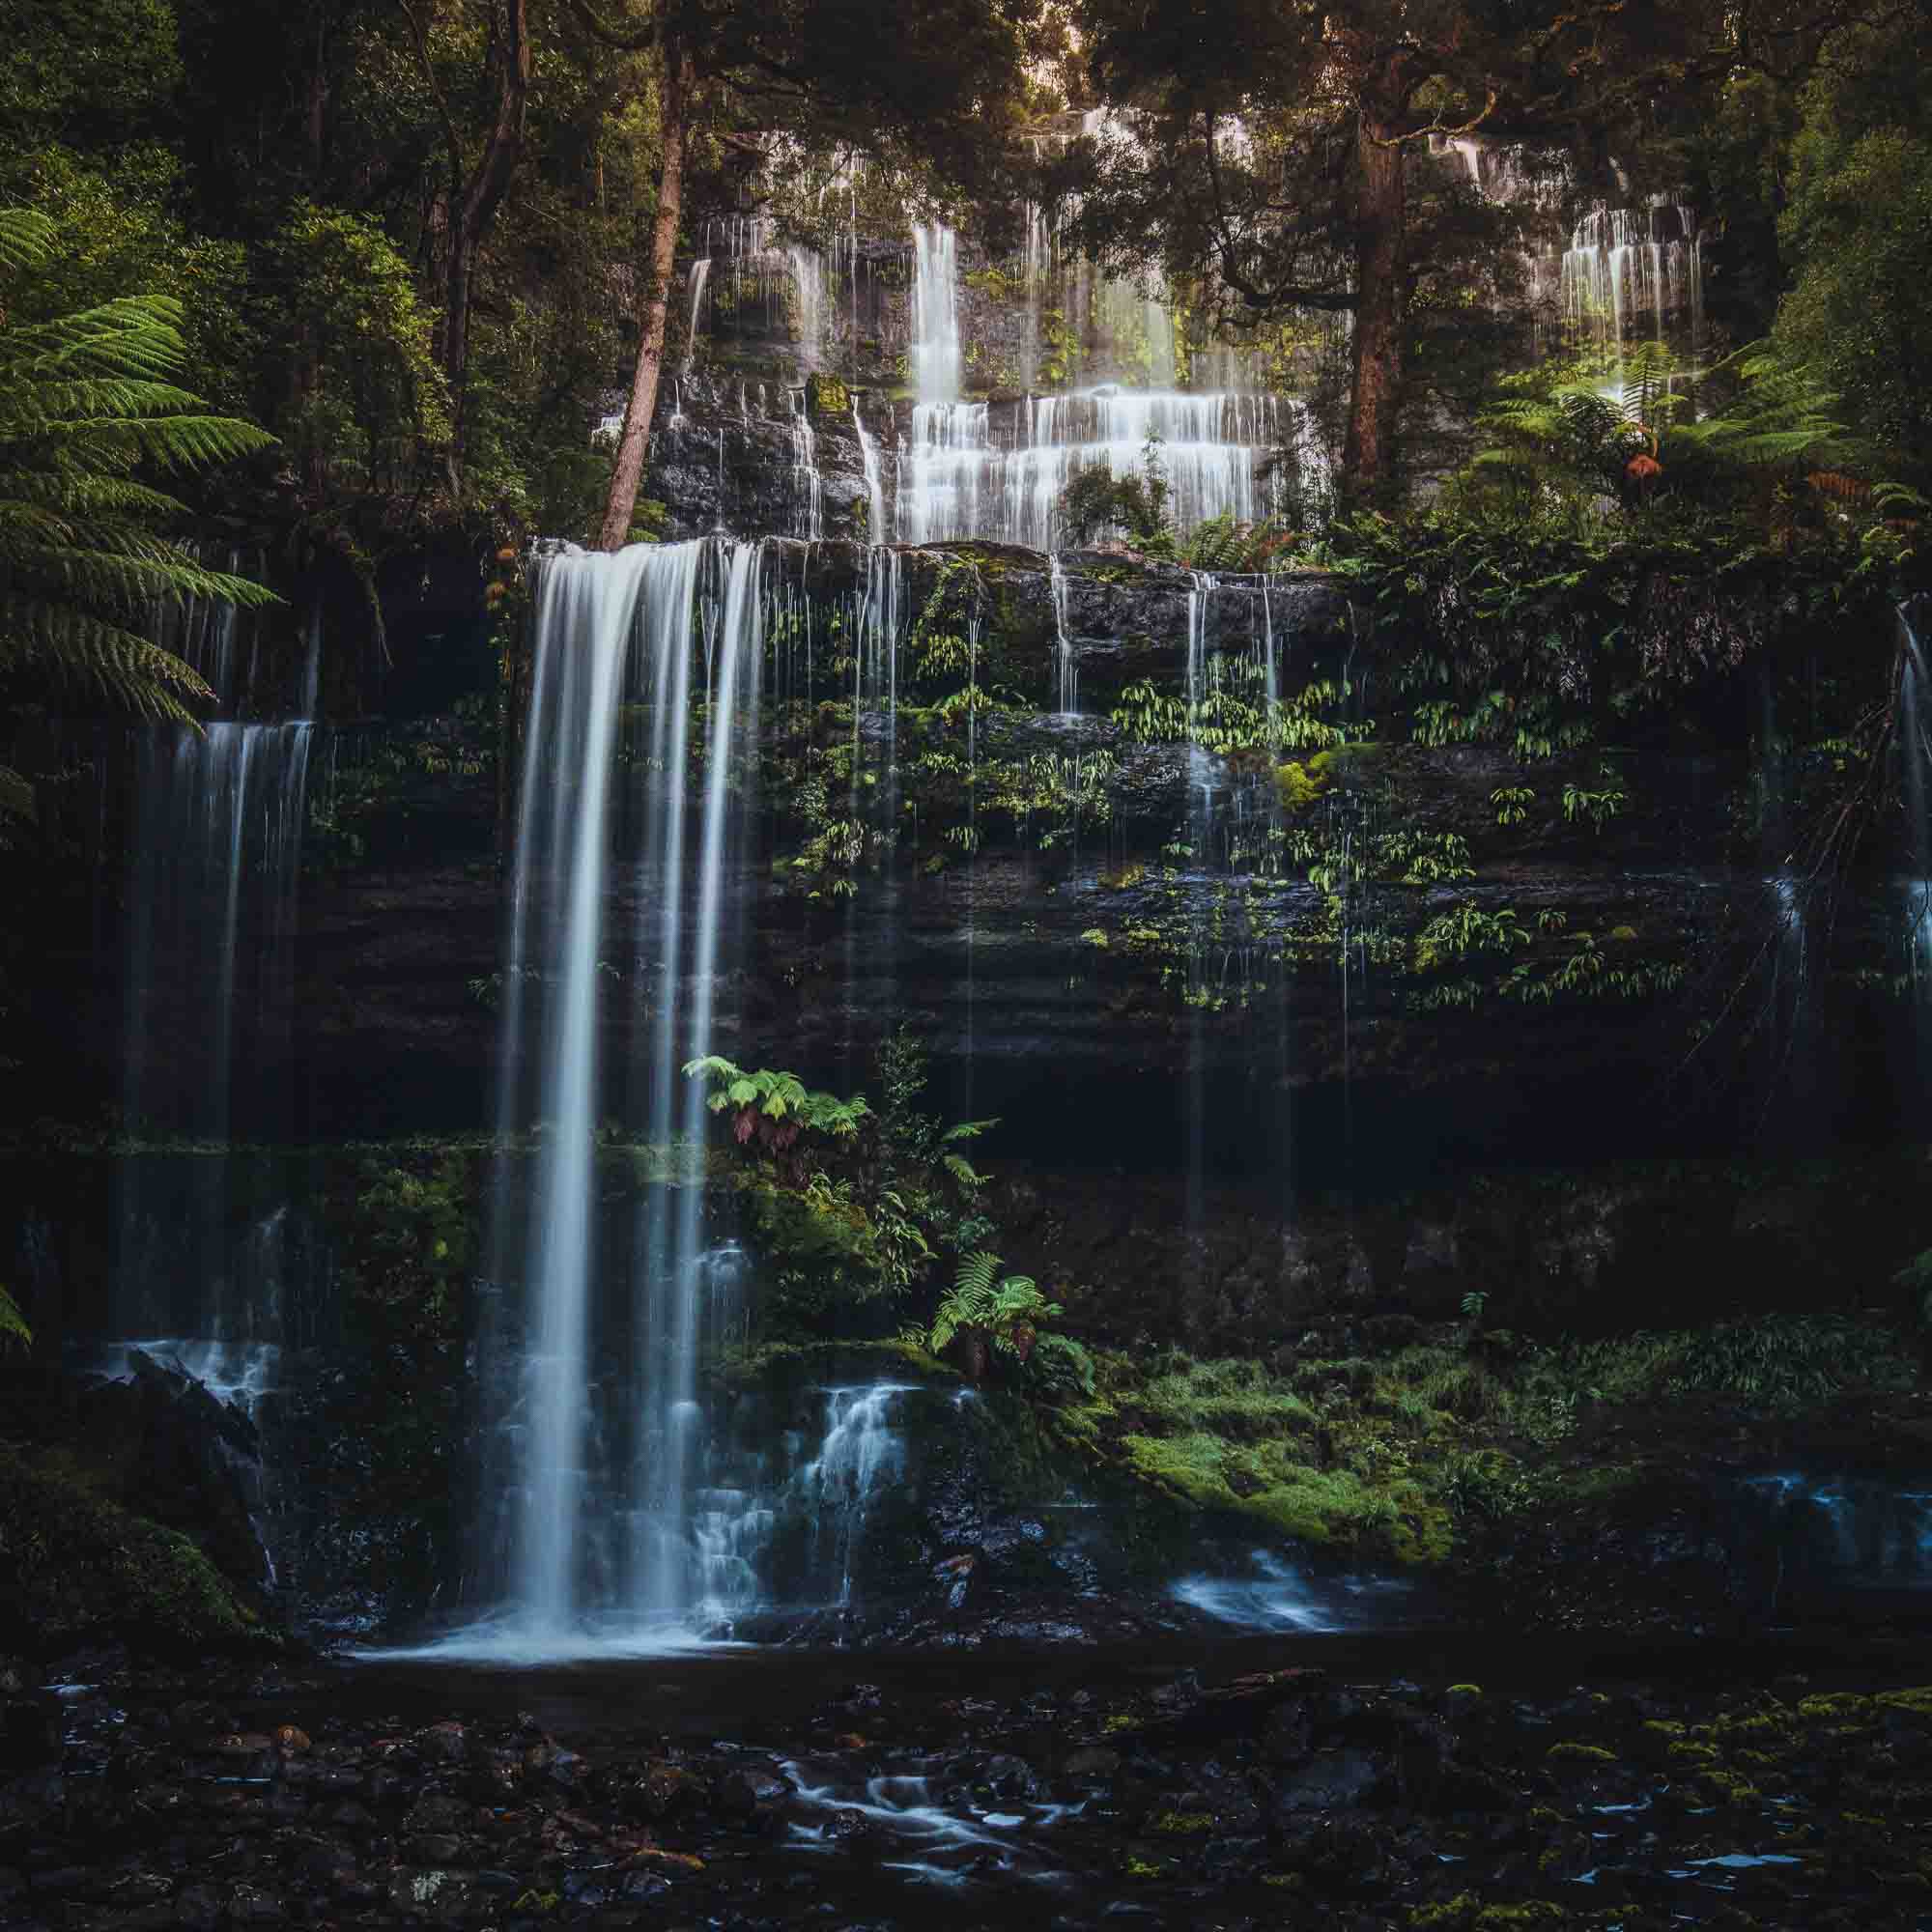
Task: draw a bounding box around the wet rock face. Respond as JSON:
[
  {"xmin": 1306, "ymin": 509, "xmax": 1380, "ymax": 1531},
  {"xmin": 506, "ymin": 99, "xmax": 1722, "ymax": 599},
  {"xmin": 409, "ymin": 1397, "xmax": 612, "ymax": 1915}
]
[{"xmin": 11, "ymin": 1647, "xmax": 1932, "ymax": 1928}]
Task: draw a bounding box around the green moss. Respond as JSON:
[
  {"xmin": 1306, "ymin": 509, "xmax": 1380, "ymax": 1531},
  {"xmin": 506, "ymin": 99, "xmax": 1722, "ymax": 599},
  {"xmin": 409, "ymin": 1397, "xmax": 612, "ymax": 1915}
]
[
  {"xmin": 1875, "ymin": 1687, "xmax": 1932, "ymax": 1718},
  {"xmin": 0, "ymin": 1444, "xmax": 265, "ymax": 1653},
  {"xmin": 1408, "ymin": 1900, "xmax": 1568, "ymax": 1929},
  {"xmin": 1136, "ymin": 1357, "xmax": 1318, "ymax": 1435},
  {"xmin": 1797, "ymin": 1692, "xmax": 1874, "ymax": 1721},
  {"xmin": 1696, "ymin": 1769, "xmax": 1762, "ymax": 1804},
  {"xmin": 1148, "ymin": 1811, "xmax": 1214, "ymax": 1834},
  {"xmin": 1668, "ymin": 1741, "xmax": 1720, "ymax": 1764},
  {"xmin": 1547, "ymin": 1742, "xmax": 1618, "ymax": 1764}
]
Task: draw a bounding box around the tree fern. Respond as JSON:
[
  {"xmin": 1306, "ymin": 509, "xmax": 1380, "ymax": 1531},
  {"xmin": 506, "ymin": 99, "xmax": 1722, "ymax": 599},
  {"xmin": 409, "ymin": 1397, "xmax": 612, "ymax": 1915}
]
[
  {"xmin": 0, "ymin": 209, "xmax": 277, "ymax": 840},
  {"xmin": 1670, "ymin": 342, "xmax": 1854, "ymax": 469}
]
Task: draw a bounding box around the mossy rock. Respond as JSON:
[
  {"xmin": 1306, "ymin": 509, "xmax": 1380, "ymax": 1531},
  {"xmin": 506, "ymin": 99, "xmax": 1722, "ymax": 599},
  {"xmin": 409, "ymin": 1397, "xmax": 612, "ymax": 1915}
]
[
  {"xmin": 0, "ymin": 1444, "xmax": 267, "ymax": 1656},
  {"xmin": 1797, "ymin": 1692, "xmax": 1874, "ymax": 1723}
]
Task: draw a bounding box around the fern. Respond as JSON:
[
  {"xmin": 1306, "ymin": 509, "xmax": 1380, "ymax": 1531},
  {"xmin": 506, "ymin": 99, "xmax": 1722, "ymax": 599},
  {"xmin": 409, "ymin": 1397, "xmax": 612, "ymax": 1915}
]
[
  {"xmin": 0, "ymin": 1285, "xmax": 30, "ymax": 1352},
  {"xmin": 1671, "ymin": 341, "xmax": 1854, "ymax": 469},
  {"xmin": 0, "ymin": 209, "xmax": 278, "ymax": 822}
]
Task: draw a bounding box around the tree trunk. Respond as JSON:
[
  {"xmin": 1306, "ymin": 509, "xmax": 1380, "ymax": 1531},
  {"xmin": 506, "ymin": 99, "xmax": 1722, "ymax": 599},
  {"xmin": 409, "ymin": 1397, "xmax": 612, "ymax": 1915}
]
[
  {"xmin": 598, "ymin": 47, "xmax": 692, "ymax": 553},
  {"xmin": 1340, "ymin": 112, "xmax": 1406, "ymax": 505}
]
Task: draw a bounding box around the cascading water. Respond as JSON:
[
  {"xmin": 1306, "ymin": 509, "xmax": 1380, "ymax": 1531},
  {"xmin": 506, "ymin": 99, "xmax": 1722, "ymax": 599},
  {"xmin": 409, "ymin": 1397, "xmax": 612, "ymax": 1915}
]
[
  {"xmin": 1561, "ymin": 204, "xmax": 1703, "ymax": 374},
  {"xmin": 789, "ymin": 390, "xmax": 824, "ymax": 538},
  {"xmin": 853, "ymin": 397, "xmax": 886, "ymax": 540},
  {"xmin": 683, "ymin": 257, "xmax": 712, "ymax": 372},
  {"xmin": 897, "ymin": 389, "xmax": 1298, "ymax": 546},
  {"xmin": 116, "ymin": 720, "xmax": 314, "ymax": 1355},
  {"xmin": 788, "ymin": 245, "xmax": 825, "ymax": 373},
  {"xmin": 1049, "ymin": 554, "xmax": 1076, "ymax": 716},
  {"xmin": 465, "ymin": 537, "xmax": 767, "ymax": 1652},
  {"xmin": 910, "ymin": 223, "xmax": 961, "ymax": 406},
  {"xmin": 800, "ymin": 1384, "xmax": 909, "ymax": 1604}
]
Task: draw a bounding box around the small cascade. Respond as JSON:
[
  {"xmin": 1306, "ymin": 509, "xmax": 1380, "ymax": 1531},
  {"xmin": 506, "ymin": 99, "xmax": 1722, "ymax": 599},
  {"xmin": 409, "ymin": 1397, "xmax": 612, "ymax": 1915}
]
[
  {"xmin": 149, "ymin": 543, "xmax": 266, "ymax": 713},
  {"xmin": 110, "ymin": 709, "xmax": 312, "ymax": 1565},
  {"xmin": 683, "ymin": 257, "xmax": 713, "ymax": 372},
  {"xmin": 910, "ymin": 222, "xmax": 961, "ymax": 405},
  {"xmin": 789, "ymin": 389, "xmax": 824, "ymax": 538},
  {"xmin": 897, "ymin": 388, "xmax": 1293, "ymax": 546},
  {"xmin": 120, "ymin": 722, "xmax": 314, "ymax": 1151},
  {"xmin": 1019, "ymin": 183, "xmax": 1052, "ymax": 388},
  {"xmin": 788, "ymin": 244, "xmax": 825, "ymax": 372},
  {"xmin": 1049, "ymin": 553, "xmax": 1076, "ymax": 716},
  {"xmin": 1561, "ymin": 204, "xmax": 1703, "ymax": 370},
  {"xmin": 799, "ymin": 1384, "xmax": 909, "ymax": 1604},
  {"xmin": 852, "ymin": 397, "xmax": 886, "ymax": 540},
  {"xmin": 1739, "ymin": 1471, "xmax": 1932, "ymax": 1600}
]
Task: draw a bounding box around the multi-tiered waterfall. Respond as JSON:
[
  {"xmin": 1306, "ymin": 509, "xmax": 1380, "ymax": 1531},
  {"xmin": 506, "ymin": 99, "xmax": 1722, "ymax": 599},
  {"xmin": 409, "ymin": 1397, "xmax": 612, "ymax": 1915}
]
[{"xmin": 895, "ymin": 224, "xmax": 1301, "ymax": 548}]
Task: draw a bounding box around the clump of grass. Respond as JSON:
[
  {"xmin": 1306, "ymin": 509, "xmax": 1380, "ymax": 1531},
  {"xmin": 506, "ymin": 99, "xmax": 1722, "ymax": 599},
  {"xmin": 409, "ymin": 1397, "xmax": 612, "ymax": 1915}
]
[
  {"xmin": 1532, "ymin": 1313, "xmax": 1914, "ymax": 1411},
  {"xmin": 1137, "ymin": 1356, "xmax": 1318, "ymax": 1436}
]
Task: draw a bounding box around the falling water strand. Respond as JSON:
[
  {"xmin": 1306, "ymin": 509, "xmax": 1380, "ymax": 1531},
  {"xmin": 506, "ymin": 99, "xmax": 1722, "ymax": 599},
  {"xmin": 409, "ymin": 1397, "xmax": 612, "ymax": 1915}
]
[
  {"xmin": 683, "ymin": 258, "xmax": 712, "ymax": 373},
  {"xmin": 1050, "ymin": 553, "xmax": 1076, "ymax": 717}
]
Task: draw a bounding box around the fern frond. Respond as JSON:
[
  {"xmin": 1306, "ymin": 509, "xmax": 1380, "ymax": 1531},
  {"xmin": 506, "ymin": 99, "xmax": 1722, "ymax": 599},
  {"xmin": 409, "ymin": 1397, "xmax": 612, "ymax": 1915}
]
[
  {"xmin": 943, "ymin": 1153, "xmax": 987, "ymax": 1190},
  {"xmin": 0, "ymin": 209, "xmax": 55, "ymax": 272},
  {"xmin": 0, "ymin": 598, "xmax": 213, "ymax": 716},
  {"xmin": 0, "ymin": 1284, "xmax": 31, "ymax": 1350},
  {"xmin": 954, "ymin": 1249, "xmax": 1002, "ymax": 1299}
]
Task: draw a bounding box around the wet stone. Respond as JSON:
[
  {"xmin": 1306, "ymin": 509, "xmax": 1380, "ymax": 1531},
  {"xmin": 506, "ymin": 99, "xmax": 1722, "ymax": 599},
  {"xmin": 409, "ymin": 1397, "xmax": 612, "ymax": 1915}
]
[{"xmin": 417, "ymin": 1721, "xmax": 468, "ymax": 1764}]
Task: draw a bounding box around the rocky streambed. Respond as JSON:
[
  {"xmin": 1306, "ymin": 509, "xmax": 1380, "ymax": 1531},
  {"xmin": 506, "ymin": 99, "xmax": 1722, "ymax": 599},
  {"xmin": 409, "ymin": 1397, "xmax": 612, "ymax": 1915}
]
[{"xmin": 7, "ymin": 1632, "xmax": 1932, "ymax": 1931}]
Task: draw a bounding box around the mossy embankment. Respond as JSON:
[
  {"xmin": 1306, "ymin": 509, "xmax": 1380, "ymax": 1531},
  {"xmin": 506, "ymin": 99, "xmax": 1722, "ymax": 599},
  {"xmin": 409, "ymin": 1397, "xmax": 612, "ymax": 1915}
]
[
  {"xmin": 0, "ymin": 1441, "xmax": 269, "ymax": 1657},
  {"xmin": 1038, "ymin": 1310, "xmax": 1928, "ymax": 1604}
]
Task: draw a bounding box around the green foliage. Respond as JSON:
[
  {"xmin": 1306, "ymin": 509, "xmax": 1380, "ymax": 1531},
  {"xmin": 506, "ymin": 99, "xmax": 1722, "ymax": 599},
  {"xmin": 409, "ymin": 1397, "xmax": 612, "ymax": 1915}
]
[
  {"xmin": 0, "ymin": 1284, "xmax": 30, "ymax": 1351},
  {"xmin": 0, "ymin": 204, "xmax": 277, "ymax": 837},
  {"xmin": 1772, "ymin": 11, "xmax": 1932, "ymax": 476},
  {"xmin": 1560, "ymin": 763, "xmax": 1627, "ymax": 831},
  {"xmin": 683, "ymin": 1056, "xmax": 870, "ymax": 1142},
  {"xmin": 692, "ymin": 1040, "xmax": 995, "ymax": 1318},
  {"xmin": 1056, "ymin": 431, "xmax": 1176, "ymax": 553},
  {"xmin": 1180, "ymin": 513, "xmax": 1294, "ymax": 573},
  {"xmin": 269, "ymin": 201, "xmax": 451, "ymax": 497},
  {"xmin": 0, "ymin": 1443, "xmax": 263, "ymax": 1651},
  {"xmin": 0, "ymin": 0, "xmax": 182, "ymax": 157},
  {"xmin": 346, "ymin": 1153, "xmax": 477, "ymax": 1342}
]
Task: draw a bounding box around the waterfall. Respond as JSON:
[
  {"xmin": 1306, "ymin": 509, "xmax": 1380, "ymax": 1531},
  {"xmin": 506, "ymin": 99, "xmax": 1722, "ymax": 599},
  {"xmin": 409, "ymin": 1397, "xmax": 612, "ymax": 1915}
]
[
  {"xmin": 801, "ymin": 1384, "xmax": 909, "ymax": 1605},
  {"xmin": 475, "ymin": 536, "xmax": 765, "ymax": 1649},
  {"xmin": 790, "ymin": 390, "xmax": 824, "ymax": 538},
  {"xmin": 853, "ymin": 397, "xmax": 886, "ymax": 540},
  {"xmin": 1561, "ymin": 205, "xmax": 1704, "ymax": 371},
  {"xmin": 114, "ymin": 721, "xmax": 313, "ymax": 1360},
  {"xmin": 148, "ymin": 543, "xmax": 266, "ymax": 713},
  {"xmin": 1050, "ymin": 553, "xmax": 1076, "ymax": 716},
  {"xmin": 896, "ymin": 388, "xmax": 1295, "ymax": 546},
  {"xmin": 910, "ymin": 222, "xmax": 961, "ymax": 406},
  {"xmin": 788, "ymin": 245, "xmax": 825, "ymax": 373},
  {"xmin": 683, "ymin": 257, "xmax": 712, "ymax": 372}
]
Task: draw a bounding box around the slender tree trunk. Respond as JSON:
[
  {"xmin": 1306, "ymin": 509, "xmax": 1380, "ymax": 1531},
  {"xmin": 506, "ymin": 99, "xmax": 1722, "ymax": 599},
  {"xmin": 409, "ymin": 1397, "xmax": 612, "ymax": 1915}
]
[
  {"xmin": 1340, "ymin": 112, "xmax": 1406, "ymax": 505},
  {"xmin": 598, "ymin": 47, "xmax": 692, "ymax": 553}
]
